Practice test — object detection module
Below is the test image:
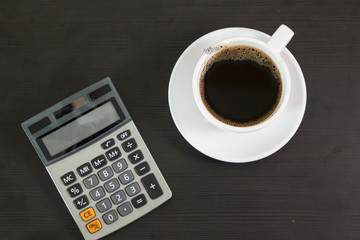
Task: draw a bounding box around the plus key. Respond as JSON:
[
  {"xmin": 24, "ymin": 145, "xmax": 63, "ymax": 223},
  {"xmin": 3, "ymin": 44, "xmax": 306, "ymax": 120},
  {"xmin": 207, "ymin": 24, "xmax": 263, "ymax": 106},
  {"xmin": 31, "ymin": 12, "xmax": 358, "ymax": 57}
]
[{"xmin": 141, "ymin": 173, "xmax": 163, "ymax": 199}]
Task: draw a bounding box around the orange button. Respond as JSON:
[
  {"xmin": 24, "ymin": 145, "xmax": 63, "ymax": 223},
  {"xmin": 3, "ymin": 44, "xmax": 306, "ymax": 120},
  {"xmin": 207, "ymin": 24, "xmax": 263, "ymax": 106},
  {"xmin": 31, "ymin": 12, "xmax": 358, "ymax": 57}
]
[
  {"xmin": 80, "ymin": 207, "xmax": 96, "ymax": 222},
  {"xmin": 86, "ymin": 219, "xmax": 102, "ymax": 234}
]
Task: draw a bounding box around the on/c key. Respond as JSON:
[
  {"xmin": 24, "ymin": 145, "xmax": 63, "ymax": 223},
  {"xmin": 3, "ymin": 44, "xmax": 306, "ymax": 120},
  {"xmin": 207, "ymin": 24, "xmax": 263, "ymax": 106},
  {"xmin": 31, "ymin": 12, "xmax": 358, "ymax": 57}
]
[{"xmin": 86, "ymin": 219, "xmax": 102, "ymax": 234}]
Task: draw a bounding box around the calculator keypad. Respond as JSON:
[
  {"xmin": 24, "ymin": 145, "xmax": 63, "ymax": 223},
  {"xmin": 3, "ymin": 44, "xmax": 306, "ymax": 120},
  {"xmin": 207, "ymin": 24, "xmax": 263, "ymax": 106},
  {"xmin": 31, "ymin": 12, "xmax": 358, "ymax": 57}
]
[{"xmin": 57, "ymin": 126, "xmax": 170, "ymax": 238}]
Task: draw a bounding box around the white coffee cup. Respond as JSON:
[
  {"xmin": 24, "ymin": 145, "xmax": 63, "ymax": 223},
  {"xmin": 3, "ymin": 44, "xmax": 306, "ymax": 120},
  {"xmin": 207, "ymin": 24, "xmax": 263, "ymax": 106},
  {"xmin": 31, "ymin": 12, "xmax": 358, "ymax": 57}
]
[{"xmin": 192, "ymin": 24, "xmax": 294, "ymax": 133}]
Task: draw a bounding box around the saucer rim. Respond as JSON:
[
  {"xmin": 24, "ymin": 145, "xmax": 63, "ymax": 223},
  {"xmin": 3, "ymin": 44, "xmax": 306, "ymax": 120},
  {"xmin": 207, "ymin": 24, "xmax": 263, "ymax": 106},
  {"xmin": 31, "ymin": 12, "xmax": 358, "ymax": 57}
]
[{"xmin": 168, "ymin": 27, "xmax": 307, "ymax": 163}]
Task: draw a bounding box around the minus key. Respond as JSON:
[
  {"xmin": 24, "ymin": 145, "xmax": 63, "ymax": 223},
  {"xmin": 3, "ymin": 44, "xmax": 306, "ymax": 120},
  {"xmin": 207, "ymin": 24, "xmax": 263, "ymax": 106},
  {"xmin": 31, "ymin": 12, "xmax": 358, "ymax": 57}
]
[{"xmin": 134, "ymin": 161, "xmax": 150, "ymax": 176}]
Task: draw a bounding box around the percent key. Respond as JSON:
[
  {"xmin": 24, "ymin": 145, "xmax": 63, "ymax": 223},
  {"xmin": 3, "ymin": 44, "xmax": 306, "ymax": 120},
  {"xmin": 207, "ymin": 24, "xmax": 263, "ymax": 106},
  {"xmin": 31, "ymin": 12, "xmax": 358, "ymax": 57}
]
[{"xmin": 67, "ymin": 183, "xmax": 83, "ymax": 197}]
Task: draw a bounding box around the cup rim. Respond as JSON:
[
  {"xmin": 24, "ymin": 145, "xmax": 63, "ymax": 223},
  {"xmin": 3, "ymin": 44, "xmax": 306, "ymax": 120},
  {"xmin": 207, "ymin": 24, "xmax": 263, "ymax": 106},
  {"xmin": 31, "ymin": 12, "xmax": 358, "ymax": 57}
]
[{"xmin": 192, "ymin": 36, "xmax": 291, "ymax": 133}]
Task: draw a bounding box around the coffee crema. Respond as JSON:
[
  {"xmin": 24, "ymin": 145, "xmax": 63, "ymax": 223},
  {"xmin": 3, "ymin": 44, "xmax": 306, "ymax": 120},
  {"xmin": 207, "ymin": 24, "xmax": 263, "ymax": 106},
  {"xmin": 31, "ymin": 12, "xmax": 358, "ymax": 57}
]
[{"xmin": 199, "ymin": 45, "xmax": 282, "ymax": 127}]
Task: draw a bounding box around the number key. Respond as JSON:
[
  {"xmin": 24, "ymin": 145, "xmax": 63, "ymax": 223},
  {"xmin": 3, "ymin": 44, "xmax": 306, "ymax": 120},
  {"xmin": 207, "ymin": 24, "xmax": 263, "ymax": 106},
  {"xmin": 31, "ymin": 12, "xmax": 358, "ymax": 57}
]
[
  {"xmin": 102, "ymin": 210, "xmax": 118, "ymax": 225},
  {"xmin": 118, "ymin": 170, "xmax": 134, "ymax": 185},
  {"xmin": 110, "ymin": 190, "xmax": 127, "ymax": 205},
  {"xmin": 89, "ymin": 186, "xmax": 106, "ymax": 201},
  {"xmin": 125, "ymin": 182, "xmax": 141, "ymax": 197},
  {"xmin": 83, "ymin": 174, "xmax": 99, "ymax": 189},
  {"xmin": 112, "ymin": 159, "xmax": 128, "ymax": 173},
  {"xmin": 104, "ymin": 178, "xmax": 120, "ymax": 193},
  {"xmin": 96, "ymin": 198, "xmax": 112, "ymax": 213},
  {"xmin": 98, "ymin": 166, "xmax": 114, "ymax": 181}
]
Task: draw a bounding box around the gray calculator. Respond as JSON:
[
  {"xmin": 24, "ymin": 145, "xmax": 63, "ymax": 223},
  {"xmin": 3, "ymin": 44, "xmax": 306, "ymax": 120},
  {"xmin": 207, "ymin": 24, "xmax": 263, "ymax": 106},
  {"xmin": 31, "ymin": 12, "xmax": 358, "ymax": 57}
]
[{"xmin": 21, "ymin": 77, "xmax": 172, "ymax": 240}]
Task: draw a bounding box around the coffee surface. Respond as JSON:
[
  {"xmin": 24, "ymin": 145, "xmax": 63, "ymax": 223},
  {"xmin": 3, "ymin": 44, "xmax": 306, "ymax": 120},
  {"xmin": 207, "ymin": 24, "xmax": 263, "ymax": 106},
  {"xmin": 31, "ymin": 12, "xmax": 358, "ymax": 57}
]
[{"xmin": 200, "ymin": 45, "xmax": 282, "ymax": 127}]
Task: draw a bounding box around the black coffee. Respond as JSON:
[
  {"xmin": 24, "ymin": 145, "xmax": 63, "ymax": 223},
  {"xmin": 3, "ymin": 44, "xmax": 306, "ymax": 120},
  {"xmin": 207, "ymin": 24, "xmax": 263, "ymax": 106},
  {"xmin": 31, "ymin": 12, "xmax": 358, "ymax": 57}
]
[{"xmin": 199, "ymin": 45, "xmax": 282, "ymax": 127}]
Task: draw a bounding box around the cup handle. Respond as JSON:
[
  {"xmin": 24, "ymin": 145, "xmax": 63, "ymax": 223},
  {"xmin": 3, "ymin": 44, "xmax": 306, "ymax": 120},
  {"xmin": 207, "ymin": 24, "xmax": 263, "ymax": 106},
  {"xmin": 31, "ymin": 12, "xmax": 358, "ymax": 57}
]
[{"xmin": 267, "ymin": 24, "xmax": 294, "ymax": 53}]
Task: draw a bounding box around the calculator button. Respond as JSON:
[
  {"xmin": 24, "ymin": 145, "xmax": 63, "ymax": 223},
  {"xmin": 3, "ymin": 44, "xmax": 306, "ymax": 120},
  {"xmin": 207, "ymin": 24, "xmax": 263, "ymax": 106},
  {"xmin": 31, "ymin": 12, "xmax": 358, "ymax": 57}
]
[
  {"xmin": 73, "ymin": 195, "xmax": 89, "ymax": 210},
  {"xmin": 98, "ymin": 166, "xmax": 114, "ymax": 181},
  {"xmin": 121, "ymin": 138, "xmax": 137, "ymax": 152},
  {"xmin": 80, "ymin": 207, "xmax": 96, "ymax": 222},
  {"xmin": 67, "ymin": 183, "xmax": 83, "ymax": 198},
  {"xmin": 117, "ymin": 130, "xmax": 131, "ymax": 141},
  {"xmin": 61, "ymin": 171, "xmax": 76, "ymax": 186},
  {"xmin": 125, "ymin": 182, "xmax": 141, "ymax": 197},
  {"xmin": 83, "ymin": 174, "xmax": 99, "ymax": 189},
  {"xmin": 105, "ymin": 147, "xmax": 121, "ymax": 161},
  {"xmin": 86, "ymin": 218, "xmax": 102, "ymax": 234},
  {"xmin": 91, "ymin": 155, "xmax": 107, "ymax": 169},
  {"xmin": 141, "ymin": 173, "xmax": 163, "ymax": 199},
  {"xmin": 134, "ymin": 161, "xmax": 150, "ymax": 176},
  {"xmin": 77, "ymin": 162, "xmax": 93, "ymax": 177},
  {"xmin": 131, "ymin": 194, "xmax": 147, "ymax": 209},
  {"xmin": 89, "ymin": 186, "xmax": 106, "ymax": 201},
  {"xmin": 101, "ymin": 138, "xmax": 115, "ymax": 150},
  {"xmin": 102, "ymin": 210, "xmax": 119, "ymax": 225},
  {"xmin": 104, "ymin": 178, "xmax": 120, "ymax": 193},
  {"xmin": 118, "ymin": 170, "xmax": 134, "ymax": 185},
  {"xmin": 112, "ymin": 159, "xmax": 128, "ymax": 173},
  {"xmin": 128, "ymin": 149, "xmax": 144, "ymax": 164},
  {"xmin": 96, "ymin": 198, "xmax": 112, "ymax": 213},
  {"xmin": 110, "ymin": 190, "xmax": 127, "ymax": 205},
  {"xmin": 117, "ymin": 202, "xmax": 133, "ymax": 216}
]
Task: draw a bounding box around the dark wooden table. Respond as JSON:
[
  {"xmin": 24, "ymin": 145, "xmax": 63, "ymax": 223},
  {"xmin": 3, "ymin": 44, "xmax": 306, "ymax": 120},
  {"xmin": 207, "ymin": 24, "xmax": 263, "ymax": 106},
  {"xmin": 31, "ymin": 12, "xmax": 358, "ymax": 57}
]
[{"xmin": 1, "ymin": 1, "xmax": 359, "ymax": 239}]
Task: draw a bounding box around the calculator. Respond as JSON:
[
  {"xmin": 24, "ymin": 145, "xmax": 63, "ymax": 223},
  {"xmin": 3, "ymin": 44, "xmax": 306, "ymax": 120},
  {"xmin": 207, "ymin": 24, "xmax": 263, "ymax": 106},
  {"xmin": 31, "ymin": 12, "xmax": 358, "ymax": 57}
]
[{"xmin": 21, "ymin": 77, "xmax": 172, "ymax": 240}]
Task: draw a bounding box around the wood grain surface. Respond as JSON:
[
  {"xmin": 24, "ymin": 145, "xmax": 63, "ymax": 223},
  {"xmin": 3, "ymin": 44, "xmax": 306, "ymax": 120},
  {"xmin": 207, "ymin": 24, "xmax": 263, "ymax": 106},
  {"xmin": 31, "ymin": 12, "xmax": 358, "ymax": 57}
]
[{"xmin": 0, "ymin": 0, "xmax": 359, "ymax": 239}]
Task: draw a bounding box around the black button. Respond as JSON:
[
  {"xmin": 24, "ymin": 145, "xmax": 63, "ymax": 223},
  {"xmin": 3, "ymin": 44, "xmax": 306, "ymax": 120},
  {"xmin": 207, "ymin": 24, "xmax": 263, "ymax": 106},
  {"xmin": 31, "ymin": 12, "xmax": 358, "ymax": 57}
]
[
  {"xmin": 117, "ymin": 130, "xmax": 131, "ymax": 141},
  {"xmin": 128, "ymin": 150, "xmax": 144, "ymax": 164},
  {"xmin": 67, "ymin": 183, "xmax": 83, "ymax": 198},
  {"xmin": 60, "ymin": 171, "xmax": 76, "ymax": 186},
  {"xmin": 73, "ymin": 195, "xmax": 89, "ymax": 209},
  {"xmin": 134, "ymin": 162, "xmax": 150, "ymax": 176},
  {"xmin": 91, "ymin": 155, "xmax": 107, "ymax": 169},
  {"xmin": 77, "ymin": 163, "xmax": 93, "ymax": 177},
  {"xmin": 131, "ymin": 194, "xmax": 147, "ymax": 209},
  {"xmin": 121, "ymin": 138, "xmax": 137, "ymax": 152},
  {"xmin": 105, "ymin": 147, "xmax": 121, "ymax": 161},
  {"xmin": 101, "ymin": 138, "xmax": 115, "ymax": 150},
  {"xmin": 141, "ymin": 173, "xmax": 163, "ymax": 199}
]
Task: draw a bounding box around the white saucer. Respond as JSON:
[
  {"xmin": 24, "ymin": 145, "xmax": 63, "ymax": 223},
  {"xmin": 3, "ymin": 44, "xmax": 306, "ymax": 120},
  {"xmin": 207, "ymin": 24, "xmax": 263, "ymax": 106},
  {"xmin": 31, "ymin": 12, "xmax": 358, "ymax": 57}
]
[{"xmin": 168, "ymin": 27, "xmax": 307, "ymax": 163}]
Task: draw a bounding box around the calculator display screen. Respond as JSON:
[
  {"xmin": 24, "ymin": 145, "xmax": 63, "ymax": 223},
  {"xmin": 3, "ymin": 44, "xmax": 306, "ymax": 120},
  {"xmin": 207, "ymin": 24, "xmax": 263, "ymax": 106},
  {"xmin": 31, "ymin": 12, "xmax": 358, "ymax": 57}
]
[{"xmin": 41, "ymin": 101, "xmax": 121, "ymax": 158}]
